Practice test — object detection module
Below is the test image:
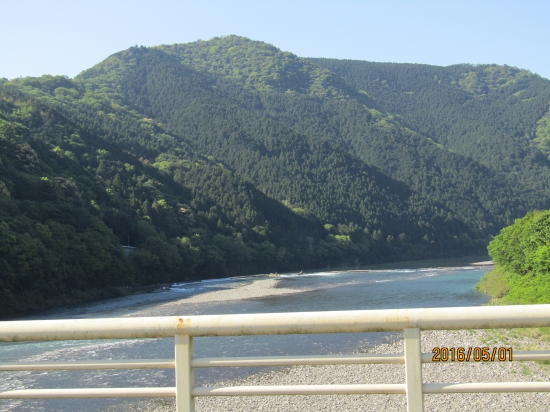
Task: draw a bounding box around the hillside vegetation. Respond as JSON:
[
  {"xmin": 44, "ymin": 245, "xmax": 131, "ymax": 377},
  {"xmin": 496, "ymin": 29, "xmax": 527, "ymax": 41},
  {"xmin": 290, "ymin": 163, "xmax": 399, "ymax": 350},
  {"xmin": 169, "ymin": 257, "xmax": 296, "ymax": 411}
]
[
  {"xmin": 2, "ymin": 35, "xmax": 550, "ymax": 315},
  {"xmin": 477, "ymin": 210, "xmax": 550, "ymax": 304}
]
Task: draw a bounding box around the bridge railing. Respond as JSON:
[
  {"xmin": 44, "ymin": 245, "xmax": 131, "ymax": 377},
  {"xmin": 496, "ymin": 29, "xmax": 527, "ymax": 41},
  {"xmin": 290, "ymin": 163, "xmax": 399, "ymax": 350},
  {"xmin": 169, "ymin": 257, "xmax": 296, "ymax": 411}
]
[{"xmin": 1, "ymin": 304, "xmax": 550, "ymax": 411}]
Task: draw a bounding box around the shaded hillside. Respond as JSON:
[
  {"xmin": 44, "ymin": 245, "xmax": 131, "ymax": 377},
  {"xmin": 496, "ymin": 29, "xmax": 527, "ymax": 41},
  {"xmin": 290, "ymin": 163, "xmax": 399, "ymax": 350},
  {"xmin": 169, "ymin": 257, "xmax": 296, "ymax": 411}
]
[{"xmin": 0, "ymin": 91, "xmax": 324, "ymax": 316}]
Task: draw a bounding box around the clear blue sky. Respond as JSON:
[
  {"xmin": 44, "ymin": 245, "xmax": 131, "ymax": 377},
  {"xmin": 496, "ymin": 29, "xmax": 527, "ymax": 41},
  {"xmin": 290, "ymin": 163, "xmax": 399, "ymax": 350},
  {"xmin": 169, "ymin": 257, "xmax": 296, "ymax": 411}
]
[{"xmin": 2, "ymin": 0, "xmax": 549, "ymax": 80}]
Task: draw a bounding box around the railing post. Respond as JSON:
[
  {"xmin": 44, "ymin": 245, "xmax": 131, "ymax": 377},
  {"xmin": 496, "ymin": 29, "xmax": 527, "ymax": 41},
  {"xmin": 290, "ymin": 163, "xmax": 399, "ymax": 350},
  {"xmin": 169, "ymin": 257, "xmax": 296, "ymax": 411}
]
[
  {"xmin": 404, "ymin": 328, "xmax": 423, "ymax": 412},
  {"xmin": 175, "ymin": 334, "xmax": 194, "ymax": 412}
]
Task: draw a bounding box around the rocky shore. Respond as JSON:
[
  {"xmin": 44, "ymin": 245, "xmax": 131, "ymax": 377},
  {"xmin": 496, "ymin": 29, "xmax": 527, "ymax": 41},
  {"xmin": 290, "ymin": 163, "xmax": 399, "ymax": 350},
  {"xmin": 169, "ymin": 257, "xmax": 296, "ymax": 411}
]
[
  {"xmin": 187, "ymin": 330, "xmax": 547, "ymax": 411},
  {"xmin": 128, "ymin": 276, "xmax": 549, "ymax": 411}
]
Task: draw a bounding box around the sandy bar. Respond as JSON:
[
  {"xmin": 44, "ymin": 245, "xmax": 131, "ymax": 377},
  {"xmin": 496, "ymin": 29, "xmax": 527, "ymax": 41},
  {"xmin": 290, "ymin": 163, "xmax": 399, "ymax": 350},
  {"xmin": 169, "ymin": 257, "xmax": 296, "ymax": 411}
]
[{"xmin": 152, "ymin": 278, "xmax": 319, "ymax": 310}]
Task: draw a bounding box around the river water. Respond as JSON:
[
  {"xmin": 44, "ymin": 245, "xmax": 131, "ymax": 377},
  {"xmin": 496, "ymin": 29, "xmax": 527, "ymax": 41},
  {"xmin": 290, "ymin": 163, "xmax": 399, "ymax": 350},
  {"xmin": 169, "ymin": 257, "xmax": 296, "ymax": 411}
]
[{"xmin": 0, "ymin": 261, "xmax": 491, "ymax": 411}]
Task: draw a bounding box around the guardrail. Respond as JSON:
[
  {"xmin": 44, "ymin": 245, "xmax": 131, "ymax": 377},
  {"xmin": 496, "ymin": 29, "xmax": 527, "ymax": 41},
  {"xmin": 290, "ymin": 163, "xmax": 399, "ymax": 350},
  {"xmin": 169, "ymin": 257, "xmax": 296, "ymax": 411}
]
[{"xmin": 1, "ymin": 305, "xmax": 550, "ymax": 411}]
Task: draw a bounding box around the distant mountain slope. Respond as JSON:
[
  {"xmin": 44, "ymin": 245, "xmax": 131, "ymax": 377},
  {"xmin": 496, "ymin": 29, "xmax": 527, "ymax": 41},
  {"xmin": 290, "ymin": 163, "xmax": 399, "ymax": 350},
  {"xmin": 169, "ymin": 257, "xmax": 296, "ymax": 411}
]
[
  {"xmin": 308, "ymin": 58, "xmax": 550, "ymax": 173},
  {"xmin": 151, "ymin": 36, "xmax": 548, "ymax": 231},
  {"xmin": 78, "ymin": 46, "xmax": 478, "ymax": 248}
]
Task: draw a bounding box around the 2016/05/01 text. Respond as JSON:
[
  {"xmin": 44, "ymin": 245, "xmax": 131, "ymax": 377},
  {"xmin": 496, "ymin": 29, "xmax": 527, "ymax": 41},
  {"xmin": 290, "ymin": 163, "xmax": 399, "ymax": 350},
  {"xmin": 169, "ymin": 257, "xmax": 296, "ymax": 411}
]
[{"xmin": 432, "ymin": 347, "xmax": 513, "ymax": 362}]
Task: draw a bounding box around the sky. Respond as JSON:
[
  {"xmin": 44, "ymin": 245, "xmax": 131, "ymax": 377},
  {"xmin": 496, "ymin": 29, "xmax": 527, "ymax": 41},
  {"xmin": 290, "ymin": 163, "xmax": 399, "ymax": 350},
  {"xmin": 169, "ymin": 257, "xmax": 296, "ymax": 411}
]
[{"xmin": 1, "ymin": 0, "xmax": 549, "ymax": 80}]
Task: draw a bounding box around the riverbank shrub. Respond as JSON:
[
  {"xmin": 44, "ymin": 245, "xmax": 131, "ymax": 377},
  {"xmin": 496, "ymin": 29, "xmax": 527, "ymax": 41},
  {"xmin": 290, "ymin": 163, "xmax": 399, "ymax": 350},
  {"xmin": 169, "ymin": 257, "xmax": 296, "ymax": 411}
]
[{"xmin": 478, "ymin": 210, "xmax": 550, "ymax": 304}]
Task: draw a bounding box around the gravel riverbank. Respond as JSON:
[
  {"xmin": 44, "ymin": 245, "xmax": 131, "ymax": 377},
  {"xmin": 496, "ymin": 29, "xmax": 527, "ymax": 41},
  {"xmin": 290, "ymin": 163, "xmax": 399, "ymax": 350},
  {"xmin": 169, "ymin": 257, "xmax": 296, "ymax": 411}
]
[
  {"xmin": 135, "ymin": 329, "xmax": 549, "ymax": 412},
  {"xmin": 124, "ymin": 276, "xmax": 550, "ymax": 411},
  {"xmin": 194, "ymin": 330, "xmax": 549, "ymax": 411}
]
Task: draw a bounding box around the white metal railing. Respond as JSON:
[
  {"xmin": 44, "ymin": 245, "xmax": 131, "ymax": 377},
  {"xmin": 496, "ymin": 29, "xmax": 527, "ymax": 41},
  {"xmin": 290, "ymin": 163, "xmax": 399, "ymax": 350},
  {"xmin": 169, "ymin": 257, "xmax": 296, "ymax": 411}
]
[{"xmin": 0, "ymin": 305, "xmax": 550, "ymax": 411}]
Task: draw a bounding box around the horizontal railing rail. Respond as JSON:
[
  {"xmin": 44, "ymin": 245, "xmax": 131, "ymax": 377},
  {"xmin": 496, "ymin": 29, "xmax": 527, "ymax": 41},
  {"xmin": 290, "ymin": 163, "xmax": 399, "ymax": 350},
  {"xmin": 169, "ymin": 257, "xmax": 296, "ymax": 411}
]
[{"xmin": 0, "ymin": 304, "xmax": 549, "ymax": 411}]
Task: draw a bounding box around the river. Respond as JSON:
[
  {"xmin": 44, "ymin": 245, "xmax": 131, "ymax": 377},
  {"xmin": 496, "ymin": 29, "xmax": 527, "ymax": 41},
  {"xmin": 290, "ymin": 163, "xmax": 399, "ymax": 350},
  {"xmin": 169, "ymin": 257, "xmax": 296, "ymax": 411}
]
[{"xmin": 0, "ymin": 259, "xmax": 491, "ymax": 411}]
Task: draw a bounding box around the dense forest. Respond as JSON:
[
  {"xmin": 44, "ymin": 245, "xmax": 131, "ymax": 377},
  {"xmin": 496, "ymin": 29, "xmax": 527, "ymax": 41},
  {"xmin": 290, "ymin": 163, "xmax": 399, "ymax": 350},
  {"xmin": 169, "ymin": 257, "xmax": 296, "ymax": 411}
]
[
  {"xmin": 476, "ymin": 210, "xmax": 550, "ymax": 305},
  {"xmin": 308, "ymin": 57, "xmax": 550, "ymax": 209},
  {"xmin": 2, "ymin": 35, "xmax": 550, "ymax": 315}
]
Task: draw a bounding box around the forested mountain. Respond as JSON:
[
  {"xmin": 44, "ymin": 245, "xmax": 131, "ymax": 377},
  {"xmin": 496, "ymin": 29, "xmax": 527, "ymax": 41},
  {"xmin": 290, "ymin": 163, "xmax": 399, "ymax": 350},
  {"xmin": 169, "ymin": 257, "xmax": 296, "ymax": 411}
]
[
  {"xmin": 308, "ymin": 58, "xmax": 550, "ymax": 195},
  {"xmin": 2, "ymin": 35, "xmax": 550, "ymax": 315},
  {"xmin": 0, "ymin": 94, "xmax": 331, "ymax": 315},
  {"xmin": 152, "ymin": 36, "xmax": 550, "ymax": 232}
]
